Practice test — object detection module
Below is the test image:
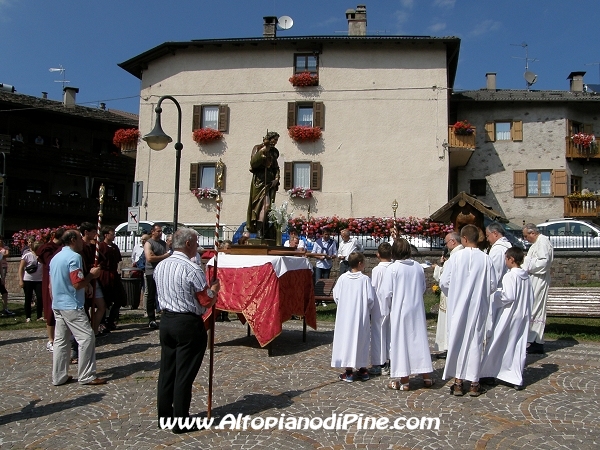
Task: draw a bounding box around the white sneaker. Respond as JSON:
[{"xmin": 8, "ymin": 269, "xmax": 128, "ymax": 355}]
[{"xmin": 46, "ymin": 341, "xmax": 53, "ymax": 352}]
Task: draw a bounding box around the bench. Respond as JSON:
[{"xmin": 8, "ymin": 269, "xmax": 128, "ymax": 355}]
[
  {"xmin": 315, "ymin": 278, "xmax": 336, "ymax": 304},
  {"xmin": 546, "ymin": 287, "xmax": 600, "ymax": 318}
]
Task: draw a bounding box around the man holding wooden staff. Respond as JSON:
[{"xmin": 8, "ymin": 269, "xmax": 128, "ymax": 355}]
[{"xmin": 154, "ymin": 227, "xmax": 219, "ymax": 433}]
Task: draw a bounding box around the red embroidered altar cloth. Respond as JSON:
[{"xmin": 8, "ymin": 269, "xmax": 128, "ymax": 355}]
[{"xmin": 206, "ymin": 254, "xmax": 316, "ymax": 347}]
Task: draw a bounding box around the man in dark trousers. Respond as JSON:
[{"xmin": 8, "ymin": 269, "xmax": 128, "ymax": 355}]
[
  {"xmin": 154, "ymin": 228, "xmax": 219, "ymax": 433},
  {"xmin": 144, "ymin": 224, "xmax": 169, "ymax": 329}
]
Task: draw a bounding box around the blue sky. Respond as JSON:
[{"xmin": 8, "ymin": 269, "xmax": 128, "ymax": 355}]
[{"xmin": 1, "ymin": 0, "xmax": 598, "ymax": 114}]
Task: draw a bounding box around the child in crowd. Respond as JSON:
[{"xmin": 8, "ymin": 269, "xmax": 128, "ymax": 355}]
[
  {"xmin": 331, "ymin": 252, "xmax": 375, "ymax": 382},
  {"xmin": 378, "ymin": 238, "xmax": 434, "ymax": 390},
  {"xmin": 480, "ymin": 247, "xmax": 533, "ymax": 389},
  {"xmin": 369, "ymin": 242, "xmax": 393, "ymax": 376}
]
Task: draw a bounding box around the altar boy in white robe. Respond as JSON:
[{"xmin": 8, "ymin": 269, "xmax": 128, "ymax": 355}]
[
  {"xmin": 480, "ymin": 247, "xmax": 533, "ymax": 389},
  {"xmin": 368, "ymin": 242, "xmax": 393, "ymax": 376},
  {"xmin": 331, "ymin": 252, "xmax": 375, "ymax": 383},
  {"xmin": 440, "ymin": 224, "xmax": 497, "ymax": 397},
  {"xmin": 378, "ymin": 238, "xmax": 434, "ymax": 391}
]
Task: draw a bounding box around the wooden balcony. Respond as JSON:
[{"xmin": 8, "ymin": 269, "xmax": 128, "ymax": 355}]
[
  {"xmin": 565, "ymin": 137, "xmax": 600, "ymax": 160},
  {"xmin": 564, "ymin": 196, "xmax": 600, "ymax": 218},
  {"xmin": 448, "ymin": 126, "xmax": 476, "ymax": 169}
]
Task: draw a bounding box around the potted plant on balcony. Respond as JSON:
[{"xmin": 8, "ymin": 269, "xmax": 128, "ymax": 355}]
[
  {"xmin": 452, "ymin": 120, "xmax": 474, "ymax": 135},
  {"xmin": 193, "ymin": 128, "xmax": 223, "ymax": 145},
  {"xmin": 289, "ymin": 72, "xmax": 319, "ymax": 87},
  {"xmin": 567, "ymin": 190, "xmax": 597, "ymax": 200},
  {"xmin": 191, "ymin": 187, "xmax": 219, "ymax": 200},
  {"xmin": 112, "ymin": 128, "xmax": 140, "ymax": 152},
  {"xmin": 288, "ymin": 126, "xmax": 322, "ymax": 143},
  {"xmin": 288, "ymin": 187, "xmax": 313, "ymax": 199},
  {"xmin": 571, "ymin": 132, "xmax": 596, "ymax": 152}
]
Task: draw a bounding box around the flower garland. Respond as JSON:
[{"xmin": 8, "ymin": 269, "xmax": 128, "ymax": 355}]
[
  {"xmin": 288, "ymin": 187, "xmax": 313, "ymax": 199},
  {"xmin": 192, "ymin": 128, "xmax": 223, "ymax": 145},
  {"xmin": 287, "ymin": 216, "xmax": 453, "ymax": 239},
  {"xmin": 12, "ymin": 224, "xmax": 78, "ymax": 250},
  {"xmin": 112, "ymin": 128, "xmax": 140, "ymax": 146},
  {"xmin": 289, "ymin": 72, "xmax": 319, "ymax": 87},
  {"xmin": 452, "ymin": 120, "xmax": 474, "ymax": 136},
  {"xmin": 572, "ymin": 132, "xmax": 596, "ymax": 149},
  {"xmin": 268, "ymin": 202, "xmax": 292, "ymax": 230},
  {"xmin": 288, "ymin": 126, "xmax": 322, "ymax": 143},
  {"xmin": 191, "ymin": 188, "xmax": 219, "ymax": 200}
]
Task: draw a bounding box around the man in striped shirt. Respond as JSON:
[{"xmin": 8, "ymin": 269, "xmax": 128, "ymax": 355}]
[{"xmin": 154, "ymin": 227, "xmax": 220, "ymax": 433}]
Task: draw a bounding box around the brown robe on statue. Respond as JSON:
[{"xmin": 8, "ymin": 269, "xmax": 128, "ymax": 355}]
[{"xmin": 247, "ymin": 143, "xmax": 280, "ymax": 237}]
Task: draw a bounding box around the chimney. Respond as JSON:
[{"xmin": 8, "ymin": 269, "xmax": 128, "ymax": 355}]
[
  {"xmin": 486, "ymin": 73, "xmax": 497, "ymax": 91},
  {"xmin": 568, "ymin": 71, "xmax": 586, "ymax": 92},
  {"xmin": 63, "ymin": 86, "xmax": 79, "ymax": 108},
  {"xmin": 263, "ymin": 16, "xmax": 277, "ymax": 39},
  {"xmin": 42, "ymin": 92, "xmax": 48, "ymax": 99},
  {"xmin": 346, "ymin": 4, "xmax": 367, "ymax": 36},
  {"xmin": 100, "ymin": 102, "xmax": 106, "ymax": 110}
]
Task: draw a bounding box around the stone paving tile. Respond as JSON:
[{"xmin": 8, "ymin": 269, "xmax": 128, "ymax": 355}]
[{"xmin": 1, "ymin": 319, "xmax": 600, "ymax": 449}]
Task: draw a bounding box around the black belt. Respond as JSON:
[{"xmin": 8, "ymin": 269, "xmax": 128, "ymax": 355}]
[{"xmin": 162, "ymin": 310, "xmax": 201, "ymax": 318}]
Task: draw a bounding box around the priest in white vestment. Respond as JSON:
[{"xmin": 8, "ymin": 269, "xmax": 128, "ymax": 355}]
[
  {"xmin": 369, "ymin": 242, "xmax": 393, "ymax": 372},
  {"xmin": 432, "ymin": 232, "xmax": 463, "ymax": 355},
  {"xmin": 522, "ymin": 223, "xmax": 554, "ymax": 354},
  {"xmin": 480, "ymin": 247, "xmax": 533, "ymax": 388},
  {"xmin": 440, "ymin": 224, "xmax": 497, "ymax": 397},
  {"xmin": 331, "ymin": 252, "xmax": 374, "ymax": 382},
  {"xmin": 378, "ymin": 238, "xmax": 434, "ymax": 390},
  {"xmin": 484, "ymin": 222, "xmax": 513, "ymax": 342}
]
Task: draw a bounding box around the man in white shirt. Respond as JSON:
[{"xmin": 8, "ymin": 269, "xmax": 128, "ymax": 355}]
[
  {"xmin": 311, "ymin": 230, "xmax": 337, "ymax": 280},
  {"xmin": 337, "ymin": 229, "xmax": 361, "ymax": 275},
  {"xmin": 131, "ymin": 234, "xmax": 149, "ymax": 265},
  {"xmin": 283, "ymin": 229, "xmax": 305, "ymax": 249}
]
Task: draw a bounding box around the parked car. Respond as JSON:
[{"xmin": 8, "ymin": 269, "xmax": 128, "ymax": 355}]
[
  {"xmin": 113, "ymin": 221, "xmax": 183, "ymax": 252},
  {"xmin": 536, "ymin": 219, "xmax": 600, "ymax": 249}
]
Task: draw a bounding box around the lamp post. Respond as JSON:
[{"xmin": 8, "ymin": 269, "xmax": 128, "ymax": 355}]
[{"xmin": 142, "ymin": 95, "xmax": 182, "ymax": 233}]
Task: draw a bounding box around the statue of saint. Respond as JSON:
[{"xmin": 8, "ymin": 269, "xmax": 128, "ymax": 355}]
[{"xmin": 247, "ymin": 131, "xmax": 280, "ymax": 238}]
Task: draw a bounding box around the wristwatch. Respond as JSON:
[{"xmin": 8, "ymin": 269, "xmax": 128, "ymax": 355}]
[{"xmin": 206, "ymin": 289, "xmax": 215, "ymax": 299}]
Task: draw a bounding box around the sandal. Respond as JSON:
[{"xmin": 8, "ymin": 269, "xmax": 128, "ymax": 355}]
[
  {"xmin": 469, "ymin": 382, "xmax": 487, "ymax": 397},
  {"xmin": 388, "ymin": 380, "xmax": 410, "ymax": 391},
  {"xmin": 451, "ymin": 381, "xmax": 465, "ymax": 396},
  {"xmin": 423, "ymin": 378, "xmax": 435, "ymax": 388}
]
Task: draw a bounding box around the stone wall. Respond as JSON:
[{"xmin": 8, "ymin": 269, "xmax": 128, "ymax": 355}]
[{"xmin": 4, "ymin": 250, "xmax": 598, "ymax": 296}]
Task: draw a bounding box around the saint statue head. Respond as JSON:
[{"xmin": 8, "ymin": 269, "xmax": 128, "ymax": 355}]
[{"xmin": 263, "ymin": 131, "xmax": 280, "ymax": 146}]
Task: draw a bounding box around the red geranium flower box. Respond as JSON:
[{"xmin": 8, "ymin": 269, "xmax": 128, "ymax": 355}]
[
  {"xmin": 288, "ymin": 126, "xmax": 322, "ymax": 143},
  {"xmin": 193, "ymin": 128, "xmax": 223, "ymax": 145}
]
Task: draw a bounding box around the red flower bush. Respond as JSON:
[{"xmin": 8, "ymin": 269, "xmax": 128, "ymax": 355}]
[
  {"xmin": 452, "ymin": 120, "xmax": 474, "ymax": 136},
  {"xmin": 193, "ymin": 128, "xmax": 223, "ymax": 145},
  {"xmin": 112, "ymin": 128, "xmax": 140, "ymax": 146},
  {"xmin": 287, "ymin": 216, "xmax": 453, "ymax": 239},
  {"xmin": 572, "ymin": 132, "xmax": 596, "ymax": 149},
  {"xmin": 289, "ymin": 72, "xmax": 319, "ymax": 87},
  {"xmin": 12, "ymin": 224, "xmax": 78, "ymax": 250},
  {"xmin": 288, "ymin": 126, "xmax": 322, "ymax": 143}
]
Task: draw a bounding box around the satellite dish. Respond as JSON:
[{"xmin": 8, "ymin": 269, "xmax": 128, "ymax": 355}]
[
  {"xmin": 278, "ymin": 16, "xmax": 293, "ymax": 30},
  {"xmin": 524, "ymin": 71, "xmax": 538, "ymax": 86}
]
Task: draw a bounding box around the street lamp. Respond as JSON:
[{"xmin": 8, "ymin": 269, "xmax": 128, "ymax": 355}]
[{"xmin": 142, "ymin": 95, "xmax": 182, "ymax": 233}]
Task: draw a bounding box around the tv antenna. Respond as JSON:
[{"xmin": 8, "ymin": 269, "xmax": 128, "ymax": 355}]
[
  {"xmin": 585, "ymin": 61, "xmax": 600, "ymax": 83},
  {"xmin": 277, "ymin": 16, "xmax": 293, "ymax": 30},
  {"xmin": 49, "ymin": 65, "xmax": 70, "ymax": 90},
  {"xmin": 511, "ymin": 42, "xmax": 538, "ymax": 90}
]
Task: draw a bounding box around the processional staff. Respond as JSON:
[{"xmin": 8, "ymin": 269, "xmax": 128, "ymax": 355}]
[
  {"xmin": 207, "ymin": 159, "xmax": 224, "ymax": 419},
  {"xmin": 91, "ymin": 184, "xmax": 105, "ymax": 314}
]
